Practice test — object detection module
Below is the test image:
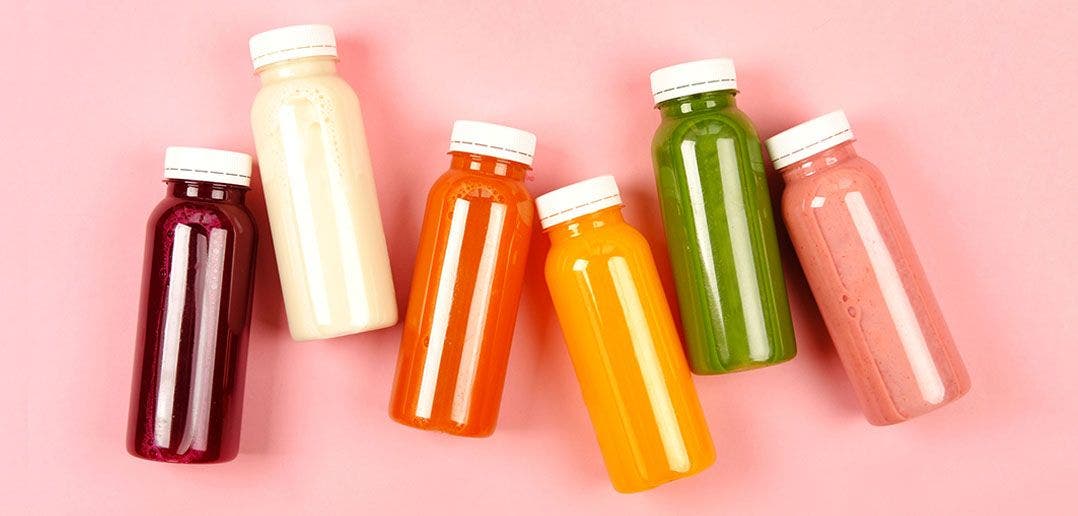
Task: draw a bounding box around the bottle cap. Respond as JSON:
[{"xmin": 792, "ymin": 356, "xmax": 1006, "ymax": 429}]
[
  {"xmin": 535, "ymin": 175, "xmax": 623, "ymax": 229},
  {"xmin": 765, "ymin": 110, "xmax": 855, "ymax": 169},
  {"xmin": 164, "ymin": 146, "xmax": 253, "ymax": 187},
  {"xmin": 650, "ymin": 58, "xmax": 737, "ymax": 105},
  {"xmin": 249, "ymin": 24, "xmax": 337, "ymax": 71},
  {"xmin": 448, "ymin": 120, "xmax": 537, "ymax": 166}
]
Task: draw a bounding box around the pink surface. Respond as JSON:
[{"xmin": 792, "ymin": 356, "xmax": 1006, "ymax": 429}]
[{"xmin": 3, "ymin": 1, "xmax": 1076, "ymax": 513}]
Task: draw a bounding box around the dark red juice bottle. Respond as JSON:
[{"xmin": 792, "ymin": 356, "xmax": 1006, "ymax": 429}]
[{"xmin": 127, "ymin": 147, "xmax": 258, "ymax": 463}]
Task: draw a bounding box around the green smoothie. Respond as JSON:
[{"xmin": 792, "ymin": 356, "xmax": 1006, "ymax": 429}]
[{"xmin": 649, "ymin": 59, "xmax": 795, "ymax": 374}]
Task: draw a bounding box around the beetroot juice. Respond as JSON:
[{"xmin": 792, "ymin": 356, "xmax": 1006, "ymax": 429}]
[{"xmin": 128, "ymin": 147, "xmax": 258, "ymax": 462}]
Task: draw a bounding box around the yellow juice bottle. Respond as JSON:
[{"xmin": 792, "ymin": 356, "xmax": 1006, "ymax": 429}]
[{"xmin": 536, "ymin": 175, "xmax": 715, "ymax": 493}]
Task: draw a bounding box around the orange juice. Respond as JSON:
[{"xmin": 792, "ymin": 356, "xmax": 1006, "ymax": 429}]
[{"xmin": 537, "ymin": 175, "xmax": 715, "ymax": 492}]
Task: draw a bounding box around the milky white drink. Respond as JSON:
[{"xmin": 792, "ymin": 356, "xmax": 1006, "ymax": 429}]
[{"xmin": 249, "ymin": 24, "xmax": 397, "ymax": 340}]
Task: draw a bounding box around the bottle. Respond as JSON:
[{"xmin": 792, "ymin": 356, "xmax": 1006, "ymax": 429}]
[
  {"xmin": 538, "ymin": 175, "xmax": 715, "ymax": 493},
  {"xmin": 390, "ymin": 121, "xmax": 537, "ymax": 437},
  {"xmin": 249, "ymin": 24, "xmax": 397, "ymax": 340},
  {"xmin": 650, "ymin": 58, "xmax": 796, "ymax": 374},
  {"xmin": 128, "ymin": 147, "xmax": 258, "ymax": 463},
  {"xmin": 766, "ymin": 110, "xmax": 971, "ymax": 424}
]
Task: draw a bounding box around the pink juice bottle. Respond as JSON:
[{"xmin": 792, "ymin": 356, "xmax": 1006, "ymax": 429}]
[
  {"xmin": 766, "ymin": 111, "xmax": 970, "ymax": 425},
  {"xmin": 127, "ymin": 147, "xmax": 258, "ymax": 462}
]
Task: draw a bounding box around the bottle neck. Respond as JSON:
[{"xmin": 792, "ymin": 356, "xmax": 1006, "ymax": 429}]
[
  {"xmin": 166, "ymin": 180, "xmax": 248, "ymax": 204},
  {"xmin": 657, "ymin": 89, "xmax": 737, "ymax": 118},
  {"xmin": 449, "ymin": 152, "xmax": 530, "ymax": 181},
  {"xmin": 546, "ymin": 206, "xmax": 625, "ymax": 243},
  {"xmin": 256, "ymin": 56, "xmax": 339, "ymax": 85},
  {"xmin": 779, "ymin": 141, "xmax": 860, "ymax": 181}
]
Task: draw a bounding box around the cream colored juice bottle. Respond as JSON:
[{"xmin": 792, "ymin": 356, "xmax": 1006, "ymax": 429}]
[{"xmin": 249, "ymin": 24, "xmax": 397, "ymax": 340}]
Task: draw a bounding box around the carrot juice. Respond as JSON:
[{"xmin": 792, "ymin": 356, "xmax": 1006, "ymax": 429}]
[{"xmin": 390, "ymin": 121, "xmax": 536, "ymax": 437}]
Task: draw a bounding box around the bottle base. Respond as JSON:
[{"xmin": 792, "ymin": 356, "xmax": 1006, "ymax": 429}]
[
  {"xmin": 389, "ymin": 410, "xmax": 495, "ymax": 438},
  {"xmin": 127, "ymin": 445, "xmax": 237, "ymax": 464},
  {"xmin": 610, "ymin": 453, "xmax": 716, "ymax": 493},
  {"xmin": 689, "ymin": 351, "xmax": 797, "ymax": 376},
  {"xmin": 865, "ymin": 380, "xmax": 971, "ymax": 426},
  {"xmin": 289, "ymin": 315, "xmax": 400, "ymax": 341}
]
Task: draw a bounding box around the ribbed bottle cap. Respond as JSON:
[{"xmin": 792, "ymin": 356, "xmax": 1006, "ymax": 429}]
[
  {"xmin": 163, "ymin": 146, "xmax": 253, "ymax": 187},
  {"xmin": 650, "ymin": 58, "xmax": 737, "ymax": 105},
  {"xmin": 448, "ymin": 120, "xmax": 537, "ymax": 166},
  {"xmin": 249, "ymin": 24, "xmax": 337, "ymax": 70},
  {"xmin": 765, "ymin": 110, "xmax": 854, "ymax": 169},
  {"xmin": 535, "ymin": 175, "xmax": 623, "ymax": 229}
]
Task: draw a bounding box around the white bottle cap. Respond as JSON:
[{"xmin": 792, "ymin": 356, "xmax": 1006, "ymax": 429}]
[
  {"xmin": 765, "ymin": 110, "xmax": 855, "ymax": 170},
  {"xmin": 249, "ymin": 24, "xmax": 338, "ymax": 71},
  {"xmin": 448, "ymin": 120, "xmax": 537, "ymax": 166},
  {"xmin": 535, "ymin": 175, "xmax": 623, "ymax": 229},
  {"xmin": 650, "ymin": 58, "xmax": 737, "ymax": 105},
  {"xmin": 164, "ymin": 146, "xmax": 253, "ymax": 188}
]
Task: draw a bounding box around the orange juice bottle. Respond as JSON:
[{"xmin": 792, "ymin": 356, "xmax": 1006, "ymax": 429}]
[
  {"xmin": 390, "ymin": 121, "xmax": 536, "ymax": 437},
  {"xmin": 537, "ymin": 175, "xmax": 715, "ymax": 492}
]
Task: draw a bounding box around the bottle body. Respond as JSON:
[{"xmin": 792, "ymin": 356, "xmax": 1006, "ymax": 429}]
[
  {"xmin": 780, "ymin": 142, "xmax": 970, "ymax": 424},
  {"xmin": 651, "ymin": 91, "xmax": 796, "ymax": 374},
  {"xmin": 390, "ymin": 154, "xmax": 533, "ymax": 436},
  {"xmin": 544, "ymin": 207, "xmax": 714, "ymax": 493},
  {"xmin": 251, "ymin": 57, "xmax": 397, "ymax": 340},
  {"xmin": 128, "ymin": 181, "xmax": 258, "ymax": 463}
]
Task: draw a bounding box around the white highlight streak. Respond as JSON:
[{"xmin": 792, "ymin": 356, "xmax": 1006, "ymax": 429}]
[
  {"xmin": 415, "ymin": 199, "xmax": 471, "ymax": 419},
  {"xmin": 715, "ymin": 139, "xmax": 770, "ymax": 360},
  {"xmin": 845, "ymin": 191, "xmax": 945, "ymax": 404},
  {"xmin": 154, "ymin": 224, "xmax": 192, "ymax": 448},
  {"xmin": 608, "ymin": 257, "xmax": 690, "ymax": 473},
  {"xmin": 451, "ymin": 203, "xmax": 507, "ymax": 424},
  {"xmin": 280, "ymin": 105, "xmax": 331, "ymax": 325},
  {"xmin": 679, "ymin": 140, "xmax": 725, "ymax": 328},
  {"xmin": 178, "ymin": 228, "xmax": 227, "ymax": 453},
  {"xmin": 320, "ymin": 122, "xmax": 370, "ymax": 327}
]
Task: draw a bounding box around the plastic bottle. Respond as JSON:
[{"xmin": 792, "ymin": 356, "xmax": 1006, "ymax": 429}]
[
  {"xmin": 766, "ymin": 110, "xmax": 970, "ymax": 424},
  {"xmin": 249, "ymin": 24, "xmax": 397, "ymax": 340},
  {"xmin": 128, "ymin": 147, "xmax": 258, "ymax": 463},
  {"xmin": 538, "ymin": 175, "xmax": 715, "ymax": 492},
  {"xmin": 650, "ymin": 58, "xmax": 796, "ymax": 374},
  {"xmin": 390, "ymin": 121, "xmax": 536, "ymax": 437}
]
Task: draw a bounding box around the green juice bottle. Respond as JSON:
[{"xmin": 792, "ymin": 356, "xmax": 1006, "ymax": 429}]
[{"xmin": 649, "ymin": 58, "xmax": 796, "ymax": 374}]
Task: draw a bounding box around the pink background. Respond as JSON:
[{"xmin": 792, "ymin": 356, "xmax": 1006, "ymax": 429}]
[{"xmin": 3, "ymin": 0, "xmax": 1076, "ymax": 513}]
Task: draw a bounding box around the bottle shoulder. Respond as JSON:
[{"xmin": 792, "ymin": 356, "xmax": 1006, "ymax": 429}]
[
  {"xmin": 149, "ymin": 196, "xmax": 257, "ymax": 235},
  {"xmin": 781, "ymin": 157, "xmax": 889, "ymax": 209},
  {"xmin": 652, "ymin": 105, "xmax": 760, "ymax": 148},
  {"xmin": 429, "ymin": 169, "xmax": 533, "ymax": 205},
  {"xmin": 251, "ymin": 73, "xmax": 358, "ymax": 111},
  {"xmin": 545, "ymin": 224, "xmax": 651, "ymax": 272}
]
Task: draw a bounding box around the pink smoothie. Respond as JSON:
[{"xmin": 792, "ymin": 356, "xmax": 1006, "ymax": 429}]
[{"xmin": 767, "ymin": 111, "xmax": 970, "ymax": 425}]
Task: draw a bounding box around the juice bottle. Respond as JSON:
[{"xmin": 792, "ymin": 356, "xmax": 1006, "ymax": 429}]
[
  {"xmin": 249, "ymin": 24, "xmax": 397, "ymax": 340},
  {"xmin": 390, "ymin": 121, "xmax": 536, "ymax": 437},
  {"xmin": 538, "ymin": 175, "xmax": 715, "ymax": 492},
  {"xmin": 650, "ymin": 58, "xmax": 796, "ymax": 374},
  {"xmin": 128, "ymin": 147, "xmax": 258, "ymax": 463},
  {"xmin": 766, "ymin": 110, "xmax": 971, "ymax": 424}
]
